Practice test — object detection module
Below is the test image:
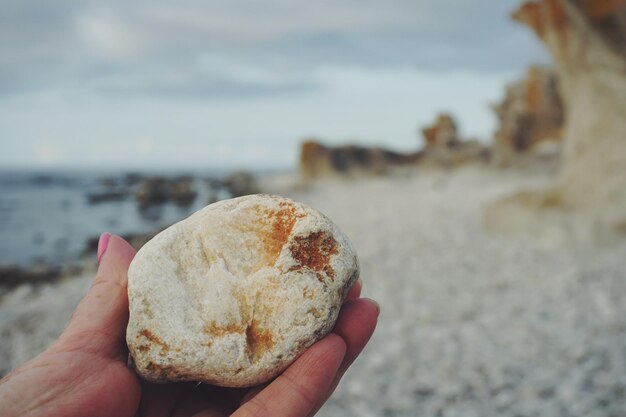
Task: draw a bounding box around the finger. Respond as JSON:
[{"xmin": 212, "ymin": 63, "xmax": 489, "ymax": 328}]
[
  {"xmin": 333, "ymin": 298, "xmax": 378, "ymax": 378},
  {"xmin": 237, "ymin": 279, "xmax": 362, "ymax": 409},
  {"xmin": 53, "ymin": 234, "xmax": 136, "ymax": 360},
  {"xmin": 345, "ymin": 278, "xmax": 362, "ymax": 300},
  {"xmin": 236, "ymin": 286, "xmax": 366, "ymax": 404},
  {"xmin": 233, "ymin": 334, "xmax": 346, "ymax": 417},
  {"xmin": 307, "ymin": 298, "xmax": 378, "ymax": 417}
]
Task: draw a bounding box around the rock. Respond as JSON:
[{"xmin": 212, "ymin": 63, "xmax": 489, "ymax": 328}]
[
  {"xmin": 136, "ymin": 177, "xmax": 171, "ymax": 207},
  {"xmin": 0, "ymin": 264, "xmax": 61, "ymax": 289},
  {"xmin": 486, "ymin": 0, "xmax": 626, "ymax": 245},
  {"xmin": 224, "ymin": 171, "xmax": 259, "ymax": 197},
  {"xmin": 170, "ymin": 176, "xmax": 197, "ymax": 206},
  {"xmin": 299, "ymin": 140, "xmax": 420, "ymax": 180},
  {"xmin": 493, "ymin": 66, "xmax": 564, "ymax": 166},
  {"xmin": 135, "ymin": 176, "xmax": 198, "ymax": 208},
  {"xmin": 298, "ymin": 132, "xmax": 489, "ymax": 180},
  {"xmin": 419, "ymin": 114, "xmax": 491, "ymax": 168},
  {"xmin": 421, "ymin": 114, "xmax": 459, "ymax": 148},
  {"xmin": 86, "ymin": 189, "xmax": 129, "ymax": 204},
  {"xmin": 420, "ymin": 140, "xmax": 491, "ymax": 169},
  {"xmin": 126, "ymin": 194, "xmax": 359, "ymax": 387},
  {"xmin": 519, "ymin": 0, "xmax": 626, "ymax": 222}
]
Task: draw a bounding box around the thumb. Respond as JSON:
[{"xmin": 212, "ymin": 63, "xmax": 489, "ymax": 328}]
[{"xmin": 53, "ymin": 234, "xmax": 137, "ymax": 361}]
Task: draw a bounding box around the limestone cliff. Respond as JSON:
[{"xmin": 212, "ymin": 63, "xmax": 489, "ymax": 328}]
[
  {"xmin": 485, "ymin": 0, "xmax": 626, "ymax": 245},
  {"xmin": 516, "ymin": 0, "xmax": 626, "ymax": 220}
]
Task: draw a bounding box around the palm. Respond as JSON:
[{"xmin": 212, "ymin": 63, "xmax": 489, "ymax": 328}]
[
  {"xmin": 0, "ymin": 236, "xmax": 378, "ymax": 417},
  {"xmin": 138, "ymin": 380, "xmax": 249, "ymax": 417}
]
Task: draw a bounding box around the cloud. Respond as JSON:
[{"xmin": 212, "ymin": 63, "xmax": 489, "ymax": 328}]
[
  {"xmin": 0, "ymin": 0, "xmax": 548, "ymax": 98},
  {"xmin": 76, "ymin": 10, "xmax": 146, "ymax": 61}
]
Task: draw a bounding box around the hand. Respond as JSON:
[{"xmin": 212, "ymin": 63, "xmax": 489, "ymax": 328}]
[{"xmin": 0, "ymin": 235, "xmax": 379, "ymax": 417}]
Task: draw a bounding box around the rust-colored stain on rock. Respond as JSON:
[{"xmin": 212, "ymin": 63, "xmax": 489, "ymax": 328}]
[
  {"xmin": 581, "ymin": 0, "xmax": 626, "ymax": 20},
  {"xmin": 203, "ymin": 321, "xmax": 246, "ymax": 337},
  {"xmin": 245, "ymin": 321, "xmax": 274, "ymax": 362},
  {"xmin": 526, "ymin": 73, "xmax": 544, "ymax": 110},
  {"xmin": 514, "ymin": 0, "xmax": 566, "ymax": 38},
  {"xmin": 289, "ymin": 231, "xmax": 338, "ymax": 282},
  {"xmin": 514, "ymin": 2, "xmax": 547, "ymax": 37},
  {"xmin": 546, "ymin": 0, "xmax": 567, "ymax": 30},
  {"xmin": 232, "ymin": 200, "xmax": 304, "ymax": 274},
  {"xmin": 256, "ymin": 201, "xmax": 304, "ymax": 267},
  {"xmin": 303, "ymin": 287, "xmax": 315, "ymax": 300},
  {"xmin": 139, "ymin": 329, "xmax": 170, "ymax": 355}
]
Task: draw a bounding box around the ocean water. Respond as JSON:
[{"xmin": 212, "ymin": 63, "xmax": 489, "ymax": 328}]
[{"xmin": 0, "ymin": 170, "xmax": 229, "ymax": 267}]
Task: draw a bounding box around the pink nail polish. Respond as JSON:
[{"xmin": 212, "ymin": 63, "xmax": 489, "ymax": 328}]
[{"xmin": 97, "ymin": 232, "xmax": 111, "ymax": 264}]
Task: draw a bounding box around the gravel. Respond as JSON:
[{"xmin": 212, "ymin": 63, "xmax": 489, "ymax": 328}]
[{"xmin": 291, "ymin": 168, "xmax": 626, "ymax": 417}]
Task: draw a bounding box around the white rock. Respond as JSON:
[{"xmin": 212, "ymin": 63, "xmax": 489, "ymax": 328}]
[{"xmin": 126, "ymin": 194, "xmax": 359, "ymax": 387}]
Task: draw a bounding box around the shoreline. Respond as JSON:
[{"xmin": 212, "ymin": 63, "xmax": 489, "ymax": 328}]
[
  {"xmin": 3, "ymin": 166, "xmax": 626, "ymax": 416},
  {"xmin": 0, "ymin": 163, "xmax": 552, "ymax": 289}
]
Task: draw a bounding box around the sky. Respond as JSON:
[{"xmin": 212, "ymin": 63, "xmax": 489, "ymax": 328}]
[{"xmin": 0, "ymin": 0, "xmax": 548, "ymax": 170}]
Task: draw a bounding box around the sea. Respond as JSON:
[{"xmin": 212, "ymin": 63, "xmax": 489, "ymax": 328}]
[{"xmin": 0, "ymin": 169, "xmax": 231, "ymax": 267}]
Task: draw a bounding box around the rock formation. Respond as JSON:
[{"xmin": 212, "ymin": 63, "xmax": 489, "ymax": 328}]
[
  {"xmin": 299, "ymin": 141, "xmax": 421, "ymax": 180},
  {"xmin": 224, "ymin": 171, "xmax": 259, "ymax": 197},
  {"xmin": 493, "ymin": 66, "xmax": 564, "ymax": 165},
  {"xmin": 485, "ymin": 0, "xmax": 626, "ymax": 245},
  {"xmin": 299, "ymin": 114, "xmax": 491, "ymax": 180},
  {"xmin": 135, "ymin": 176, "xmax": 197, "ymax": 208},
  {"xmin": 420, "ymin": 114, "xmax": 491, "ymax": 168},
  {"xmin": 0, "ymin": 264, "xmax": 61, "ymax": 289},
  {"xmin": 422, "ymin": 114, "xmax": 459, "ymax": 148}
]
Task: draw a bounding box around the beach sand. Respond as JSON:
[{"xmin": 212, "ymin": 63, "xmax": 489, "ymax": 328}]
[{"xmin": 2, "ymin": 167, "xmax": 626, "ymax": 416}]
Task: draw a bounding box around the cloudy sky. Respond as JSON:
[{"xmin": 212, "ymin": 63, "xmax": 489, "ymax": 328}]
[{"xmin": 0, "ymin": 0, "xmax": 547, "ymax": 170}]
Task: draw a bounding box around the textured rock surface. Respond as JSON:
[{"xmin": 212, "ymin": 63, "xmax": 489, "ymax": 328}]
[{"xmin": 126, "ymin": 194, "xmax": 358, "ymax": 387}]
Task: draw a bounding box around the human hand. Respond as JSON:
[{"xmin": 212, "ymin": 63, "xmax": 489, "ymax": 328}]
[{"xmin": 0, "ymin": 234, "xmax": 378, "ymax": 417}]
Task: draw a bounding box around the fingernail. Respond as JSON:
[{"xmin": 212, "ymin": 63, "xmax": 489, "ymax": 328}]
[
  {"xmin": 97, "ymin": 232, "xmax": 111, "ymax": 264},
  {"xmin": 364, "ymin": 298, "xmax": 380, "ymax": 315}
]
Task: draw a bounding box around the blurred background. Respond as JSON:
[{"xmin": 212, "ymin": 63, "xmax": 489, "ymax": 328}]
[{"xmin": 1, "ymin": 1, "xmax": 626, "ymax": 416}]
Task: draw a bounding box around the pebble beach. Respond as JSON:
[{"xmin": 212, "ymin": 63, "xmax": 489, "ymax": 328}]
[{"xmin": 2, "ymin": 167, "xmax": 626, "ymax": 416}]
